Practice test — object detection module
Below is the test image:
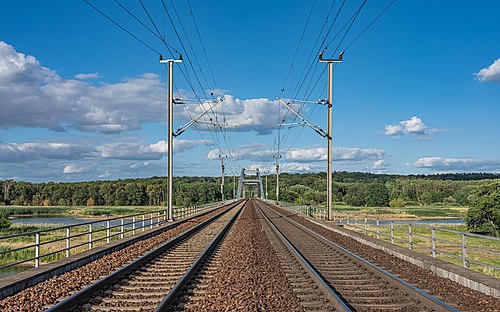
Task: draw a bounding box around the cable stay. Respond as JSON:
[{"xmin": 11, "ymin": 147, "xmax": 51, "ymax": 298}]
[
  {"xmin": 173, "ymin": 98, "xmax": 224, "ymax": 137},
  {"xmin": 276, "ymin": 97, "xmax": 328, "ymax": 138},
  {"xmin": 195, "ymin": 120, "xmax": 238, "ymax": 129},
  {"xmin": 279, "ymin": 98, "xmax": 330, "ymax": 106}
]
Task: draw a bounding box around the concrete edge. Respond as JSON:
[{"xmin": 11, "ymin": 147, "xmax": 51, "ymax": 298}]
[
  {"xmin": 307, "ymin": 218, "xmax": 500, "ymax": 298},
  {"xmin": 0, "ymin": 208, "xmax": 219, "ymax": 300}
]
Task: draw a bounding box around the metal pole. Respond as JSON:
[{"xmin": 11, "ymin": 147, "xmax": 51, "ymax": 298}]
[
  {"xmin": 431, "ymin": 227, "xmax": 436, "ymax": 257},
  {"xmin": 106, "ymin": 220, "xmax": 110, "ymax": 243},
  {"xmin": 66, "ymin": 227, "xmax": 70, "ymax": 258},
  {"xmin": 220, "ymin": 156, "xmax": 225, "ymax": 203},
  {"xmin": 409, "ymin": 224, "xmax": 413, "ymax": 250},
  {"xmin": 327, "ymin": 61, "xmax": 333, "ymax": 221},
  {"xmin": 462, "ymin": 233, "xmax": 468, "ymax": 268},
  {"xmin": 265, "ymin": 172, "xmax": 268, "ymax": 200},
  {"xmin": 275, "ymin": 157, "xmax": 280, "ymax": 205},
  {"xmin": 167, "ymin": 60, "xmax": 174, "ymax": 222},
  {"xmin": 319, "ymin": 51, "xmax": 342, "ymax": 221},
  {"xmin": 120, "ymin": 218, "xmax": 124, "ymax": 239},
  {"xmin": 233, "ymin": 174, "xmax": 236, "ymax": 199},
  {"xmin": 88, "ymin": 224, "xmax": 93, "ymax": 250},
  {"xmin": 160, "ymin": 56, "xmax": 182, "ymax": 222},
  {"xmin": 390, "ymin": 221, "xmax": 394, "ymax": 244},
  {"xmin": 35, "ymin": 233, "xmax": 40, "ymax": 268}
]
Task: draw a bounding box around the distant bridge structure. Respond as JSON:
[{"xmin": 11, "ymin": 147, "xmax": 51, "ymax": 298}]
[{"xmin": 236, "ymin": 168, "xmax": 265, "ymax": 199}]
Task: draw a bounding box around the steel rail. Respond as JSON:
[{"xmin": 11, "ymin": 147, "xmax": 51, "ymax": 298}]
[
  {"xmin": 154, "ymin": 200, "xmax": 245, "ymax": 311},
  {"xmin": 254, "ymin": 201, "xmax": 352, "ymax": 312},
  {"xmin": 46, "ymin": 200, "xmax": 243, "ymax": 312},
  {"xmin": 258, "ymin": 200, "xmax": 460, "ymax": 312}
]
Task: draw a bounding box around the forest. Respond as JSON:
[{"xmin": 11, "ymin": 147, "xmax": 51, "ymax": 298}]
[{"xmin": 0, "ymin": 172, "xmax": 498, "ymax": 236}]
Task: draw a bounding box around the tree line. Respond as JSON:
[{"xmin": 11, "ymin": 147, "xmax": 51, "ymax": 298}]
[{"xmin": 1, "ymin": 172, "xmax": 498, "ymax": 236}]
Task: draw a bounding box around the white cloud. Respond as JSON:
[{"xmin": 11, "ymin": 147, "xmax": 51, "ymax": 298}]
[
  {"xmin": 373, "ymin": 160, "xmax": 387, "ymax": 170},
  {"xmin": 74, "ymin": 72, "xmax": 99, "ymax": 80},
  {"xmin": 0, "ymin": 142, "xmax": 92, "ymax": 163},
  {"xmin": 385, "ymin": 116, "xmax": 428, "ymax": 136},
  {"xmin": 415, "ymin": 157, "xmax": 500, "ymax": 171},
  {"xmin": 179, "ymin": 95, "xmax": 282, "ymax": 135},
  {"xmin": 63, "ymin": 164, "xmax": 95, "ymax": 174},
  {"xmin": 97, "ymin": 139, "xmax": 207, "ymax": 160},
  {"xmin": 0, "ymin": 41, "xmax": 167, "ymax": 133},
  {"xmin": 246, "ymin": 162, "xmax": 323, "ymax": 173},
  {"xmin": 208, "ymin": 145, "xmax": 387, "ymax": 163},
  {"xmin": 475, "ymin": 58, "xmax": 500, "ymax": 82},
  {"xmin": 0, "ymin": 41, "xmax": 297, "ymax": 136}
]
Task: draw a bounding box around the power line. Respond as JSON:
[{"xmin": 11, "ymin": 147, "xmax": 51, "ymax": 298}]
[
  {"xmin": 83, "ymin": 0, "xmax": 162, "ymax": 55},
  {"xmin": 344, "ymin": 0, "xmax": 398, "ymax": 52}
]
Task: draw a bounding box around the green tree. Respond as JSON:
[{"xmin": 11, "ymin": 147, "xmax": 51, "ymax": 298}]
[{"xmin": 466, "ymin": 181, "xmax": 500, "ymax": 237}]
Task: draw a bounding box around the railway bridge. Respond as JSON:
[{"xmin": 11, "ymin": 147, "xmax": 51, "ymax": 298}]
[{"xmin": 0, "ymin": 200, "xmax": 498, "ymax": 311}]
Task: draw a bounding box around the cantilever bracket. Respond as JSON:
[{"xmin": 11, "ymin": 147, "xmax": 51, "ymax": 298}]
[
  {"xmin": 173, "ymin": 98, "xmax": 224, "ymax": 137},
  {"xmin": 276, "ymin": 97, "xmax": 328, "ymax": 138}
]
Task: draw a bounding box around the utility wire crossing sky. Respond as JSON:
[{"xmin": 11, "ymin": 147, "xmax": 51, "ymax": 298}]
[{"xmin": 0, "ymin": 0, "xmax": 499, "ymax": 182}]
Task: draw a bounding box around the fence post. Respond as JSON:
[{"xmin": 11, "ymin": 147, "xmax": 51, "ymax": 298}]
[
  {"xmin": 142, "ymin": 214, "xmax": 145, "ymax": 231},
  {"xmin": 88, "ymin": 223, "xmax": 93, "ymax": 250},
  {"xmin": 409, "ymin": 224, "xmax": 413, "ymax": 250},
  {"xmin": 35, "ymin": 232, "xmax": 40, "ymax": 268},
  {"xmin": 462, "ymin": 233, "xmax": 468, "ymax": 268},
  {"xmin": 333, "ymin": 211, "xmax": 336, "ymax": 221},
  {"xmin": 376, "ymin": 218, "xmax": 380, "ymax": 239},
  {"xmin": 120, "ymin": 218, "xmax": 124, "ymax": 239},
  {"xmin": 431, "ymin": 227, "xmax": 436, "ymax": 257},
  {"xmin": 157, "ymin": 212, "xmax": 160, "ymax": 225},
  {"xmin": 163, "ymin": 210, "xmax": 167, "ymax": 221},
  {"xmin": 150, "ymin": 213, "xmax": 153, "ymax": 229},
  {"xmin": 132, "ymin": 216, "xmax": 136, "ymax": 235},
  {"xmin": 106, "ymin": 220, "xmax": 110, "ymax": 244},
  {"xmin": 346, "ymin": 213, "xmax": 350, "ymax": 225},
  {"xmin": 364, "ymin": 217, "xmax": 368, "ymax": 235},
  {"xmin": 66, "ymin": 227, "xmax": 71, "ymax": 258},
  {"xmin": 390, "ymin": 221, "xmax": 394, "ymax": 244}
]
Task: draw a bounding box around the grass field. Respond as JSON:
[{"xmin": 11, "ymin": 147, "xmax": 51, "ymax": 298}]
[{"xmin": 331, "ymin": 204, "xmax": 468, "ymax": 219}]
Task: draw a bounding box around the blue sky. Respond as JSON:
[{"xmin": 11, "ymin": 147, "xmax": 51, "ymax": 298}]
[{"xmin": 0, "ymin": 0, "xmax": 499, "ymax": 182}]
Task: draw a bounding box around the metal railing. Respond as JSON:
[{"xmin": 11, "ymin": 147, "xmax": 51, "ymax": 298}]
[
  {"xmin": 0, "ymin": 201, "xmax": 230, "ymax": 272},
  {"xmin": 274, "ymin": 201, "xmax": 500, "ymax": 275}
]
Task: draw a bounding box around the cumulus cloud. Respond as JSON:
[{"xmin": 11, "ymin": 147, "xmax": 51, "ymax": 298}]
[
  {"xmin": 415, "ymin": 157, "xmax": 500, "ymax": 171},
  {"xmin": 0, "ymin": 142, "xmax": 93, "ymax": 163},
  {"xmin": 373, "ymin": 160, "xmax": 387, "ymax": 170},
  {"xmin": 0, "ymin": 41, "xmax": 295, "ymax": 136},
  {"xmin": 97, "ymin": 139, "xmax": 208, "ymax": 160},
  {"xmin": 63, "ymin": 165, "xmax": 95, "ymax": 174},
  {"xmin": 208, "ymin": 145, "xmax": 387, "ymax": 163},
  {"xmin": 179, "ymin": 95, "xmax": 281, "ymax": 135},
  {"xmin": 384, "ymin": 116, "xmax": 428, "ymax": 136},
  {"xmin": 475, "ymin": 58, "xmax": 500, "ymax": 82},
  {"xmin": 0, "ymin": 41, "xmax": 167, "ymax": 133},
  {"xmin": 74, "ymin": 72, "xmax": 99, "ymax": 80}
]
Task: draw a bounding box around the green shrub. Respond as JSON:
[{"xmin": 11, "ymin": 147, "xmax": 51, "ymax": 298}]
[{"xmin": 0, "ymin": 215, "xmax": 11, "ymax": 229}]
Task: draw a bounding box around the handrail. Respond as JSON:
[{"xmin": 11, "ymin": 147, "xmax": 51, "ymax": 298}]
[
  {"xmin": 0, "ymin": 200, "xmax": 234, "ymax": 272},
  {"xmin": 272, "ymin": 200, "xmax": 499, "ymax": 275}
]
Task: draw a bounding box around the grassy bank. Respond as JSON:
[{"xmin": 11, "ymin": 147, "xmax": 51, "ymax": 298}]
[
  {"xmin": 0, "ymin": 205, "xmax": 161, "ymax": 217},
  {"xmin": 332, "ymin": 204, "xmax": 467, "ymax": 219}
]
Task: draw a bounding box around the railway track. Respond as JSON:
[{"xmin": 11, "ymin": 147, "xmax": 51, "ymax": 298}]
[
  {"xmin": 170, "ymin": 199, "xmax": 335, "ymax": 311},
  {"xmin": 255, "ymin": 200, "xmax": 460, "ymax": 312},
  {"xmin": 46, "ymin": 200, "xmax": 245, "ymax": 312}
]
